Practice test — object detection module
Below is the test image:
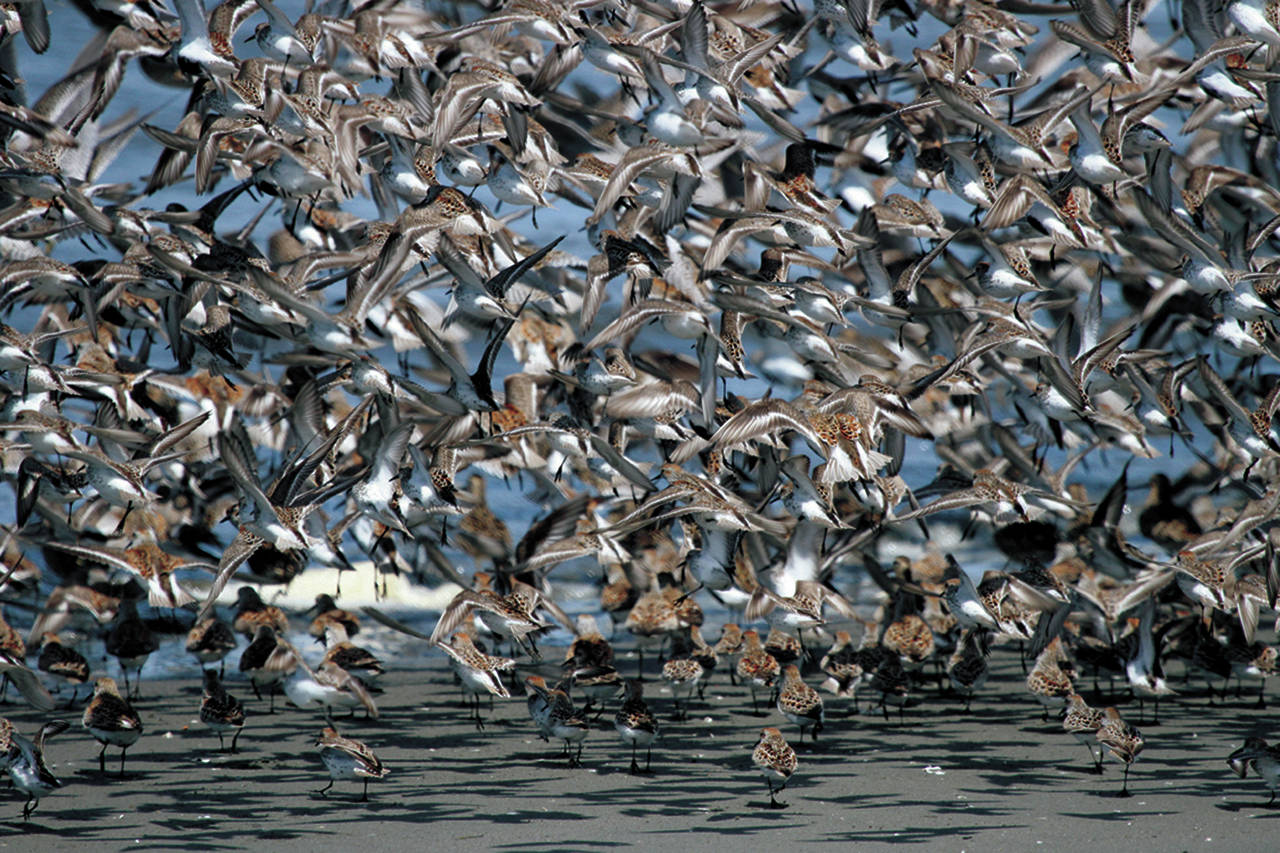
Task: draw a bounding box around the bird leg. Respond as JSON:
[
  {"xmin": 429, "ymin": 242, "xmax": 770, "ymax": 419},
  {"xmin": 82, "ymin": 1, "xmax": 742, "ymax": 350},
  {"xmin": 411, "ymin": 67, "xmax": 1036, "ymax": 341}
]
[{"xmin": 766, "ymin": 781, "xmax": 787, "ymax": 809}]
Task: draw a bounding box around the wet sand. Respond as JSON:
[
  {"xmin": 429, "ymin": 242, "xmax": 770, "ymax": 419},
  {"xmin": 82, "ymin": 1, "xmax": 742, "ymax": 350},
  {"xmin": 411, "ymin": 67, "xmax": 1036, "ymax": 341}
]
[{"xmin": 3, "ymin": 640, "xmax": 1277, "ymax": 851}]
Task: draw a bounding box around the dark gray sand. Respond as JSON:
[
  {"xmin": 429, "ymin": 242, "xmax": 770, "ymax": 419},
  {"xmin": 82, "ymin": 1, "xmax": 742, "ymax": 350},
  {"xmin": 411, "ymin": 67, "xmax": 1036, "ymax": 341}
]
[{"xmin": 3, "ymin": 644, "xmax": 1277, "ymax": 851}]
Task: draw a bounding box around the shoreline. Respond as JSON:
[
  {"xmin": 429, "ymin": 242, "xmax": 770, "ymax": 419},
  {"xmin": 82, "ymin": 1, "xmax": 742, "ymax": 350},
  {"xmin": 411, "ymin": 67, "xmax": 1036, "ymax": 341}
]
[{"xmin": 2, "ymin": 640, "xmax": 1276, "ymax": 851}]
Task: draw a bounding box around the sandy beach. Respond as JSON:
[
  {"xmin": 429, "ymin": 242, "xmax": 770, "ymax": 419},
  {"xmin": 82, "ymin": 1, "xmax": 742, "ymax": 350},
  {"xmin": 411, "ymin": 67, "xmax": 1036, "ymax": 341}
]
[{"xmin": 3, "ymin": 631, "xmax": 1276, "ymax": 852}]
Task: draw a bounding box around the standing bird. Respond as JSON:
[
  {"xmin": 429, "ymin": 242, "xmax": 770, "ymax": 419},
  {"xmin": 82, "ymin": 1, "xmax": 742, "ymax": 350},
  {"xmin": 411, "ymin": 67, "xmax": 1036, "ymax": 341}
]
[
  {"xmin": 5, "ymin": 718, "xmax": 70, "ymax": 821},
  {"xmin": 200, "ymin": 669, "xmax": 246, "ymax": 753},
  {"xmin": 947, "ymin": 629, "xmax": 989, "ymax": 712},
  {"xmin": 232, "ymin": 587, "xmax": 290, "ymax": 638},
  {"xmin": 82, "ymin": 677, "xmax": 143, "ymax": 776},
  {"xmin": 307, "ymin": 594, "xmax": 361, "ymax": 640},
  {"xmin": 871, "ymin": 653, "xmax": 911, "ymax": 720},
  {"xmin": 286, "ymin": 659, "xmax": 379, "ymax": 722},
  {"xmin": 776, "ymin": 664, "xmax": 824, "ymax": 741},
  {"xmin": 437, "ymin": 631, "xmax": 514, "ymax": 730},
  {"xmin": 713, "ymin": 623, "xmax": 744, "ymax": 685},
  {"xmin": 736, "ymin": 630, "xmax": 780, "ymax": 715},
  {"xmin": 1228, "ymin": 737, "xmax": 1280, "ymax": 805},
  {"xmin": 105, "ymin": 598, "xmax": 158, "ymax": 700},
  {"xmin": 1063, "ymin": 693, "xmax": 1105, "ymax": 773},
  {"xmin": 820, "ymin": 630, "xmax": 873, "ymax": 706},
  {"xmin": 752, "ymin": 727, "xmax": 798, "ymax": 809},
  {"xmin": 661, "ymin": 631, "xmax": 705, "ymax": 721},
  {"xmin": 36, "ymin": 633, "xmax": 90, "ymax": 707},
  {"xmin": 186, "ymin": 616, "xmax": 238, "ymax": 676},
  {"xmin": 614, "ymin": 679, "xmax": 659, "ymax": 775},
  {"xmin": 1026, "ymin": 637, "xmax": 1075, "ymax": 721},
  {"xmin": 239, "ymin": 625, "xmax": 298, "ymax": 712},
  {"xmin": 314, "ymin": 726, "xmax": 389, "ymax": 801},
  {"xmin": 320, "ymin": 624, "xmax": 384, "ymax": 682},
  {"xmin": 1096, "ymin": 707, "xmax": 1144, "ymax": 796},
  {"xmin": 525, "ymin": 676, "xmax": 589, "ymax": 767}
]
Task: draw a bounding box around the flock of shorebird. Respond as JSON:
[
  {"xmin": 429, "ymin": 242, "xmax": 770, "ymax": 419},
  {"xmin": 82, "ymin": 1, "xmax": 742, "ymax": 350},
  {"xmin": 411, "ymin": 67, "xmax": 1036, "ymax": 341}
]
[{"xmin": 2, "ymin": 0, "xmax": 1280, "ymax": 823}]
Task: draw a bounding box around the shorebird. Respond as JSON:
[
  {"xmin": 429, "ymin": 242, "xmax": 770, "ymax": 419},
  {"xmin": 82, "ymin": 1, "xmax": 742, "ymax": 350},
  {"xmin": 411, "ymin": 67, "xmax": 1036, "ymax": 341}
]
[
  {"xmin": 314, "ymin": 726, "xmax": 389, "ymax": 802},
  {"xmin": 44, "ymin": 540, "xmax": 213, "ymax": 610},
  {"xmin": 776, "ymin": 664, "xmax": 824, "ymax": 741},
  {"xmin": 307, "ymin": 595, "xmax": 361, "ymax": 640},
  {"xmin": 437, "ymin": 631, "xmax": 514, "ymax": 730},
  {"xmin": 36, "ymin": 633, "xmax": 90, "ymax": 707},
  {"xmin": 948, "ymin": 628, "xmax": 990, "ymax": 711},
  {"xmin": 752, "ymin": 727, "xmax": 797, "ymax": 809},
  {"xmin": 430, "ymin": 581, "xmax": 555, "ymax": 659},
  {"xmin": 105, "ymin": 598, "xmax": 158, "ymax": 700},
  {"xmin": 200, "ymin": 669, "xmax": 246, "ymax": 753},
  {"xmin": 1124, "ymin": 599, "xmax": 1176, "ymax": 723},
  {"xmin": 614, "ymin": 679, "xmax": 659, "ymax": 775},
  {"xmin": 232, "ymin": 588, "xmax": 291, "ymax": 638},
  {"xmin": 285, "ymin": 657, "xmax": 379, "ymax": 722},
  {"xmin": 1096, "ymin": 706, "xmax": 1144, "ymax": 797},
  {"xmin": 4, "ymin": 719, "xmax": 69, "ymax": 821},
  {"xmin": 1063, "ymin": 693, "xmax": 1106, "ymax": 773},
  {"xmin": 661, "ymin": 630, "xmax": 705, "ymax": 721},
  {"xmin": 1026, "ymin": 637, "xmax": 1076, "ymax": 721},
  {"xmin": 198, "ymin": 402, "xmax": 368, "ymax": 620},
  {"xmin": 82, "ymin": 677, "xmax": 142, "ymax": 777},
  {"xmin": 238, "ymin": 625, "xmax": 298, "ymax": 712},
  {"xmin": 525, "ymin": 675, "xmax": 589, "ymax": 767},
  {"xmin": 320, "ymin": 624, "xmax": 383, "ymax": 682},
  {"xmin": 745, "ymin": 579, "xmax": 858, "ymax": 641},
  {"xmin": 820, "ymin": 630, "xmax": 872, "ymax": 705},
  {"xmin": 13, "ymin": 0, "xmax": 1280, "ymax": 830},
  {"xmin": 736, "ymin": 629, "xmax": 780, "ymax": 715},
  {"xmin": 1228, "ymin": 737, "xmax": 1280, "ymax": 805}
]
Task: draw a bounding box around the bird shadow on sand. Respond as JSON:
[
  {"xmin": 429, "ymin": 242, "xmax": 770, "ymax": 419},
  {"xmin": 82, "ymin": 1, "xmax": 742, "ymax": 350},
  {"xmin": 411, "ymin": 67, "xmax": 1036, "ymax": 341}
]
[
  {"xmin": 1057, "ymin": 805, "xmax": 1166, "ymax": 821},
  {"xmin": 1, "ymin": 808, "xmax": 119, "ymax": 837},
  {"xmin": 818, "ymin": 822, "xmax": 1024, "ymax": 843},
  {"xmin": 1213, "ymin": 800, "xmax": 1280, "ymax": 815},
  {"xmin": 72, "ymin": 768, "xmax": 152, "ymax": 785},
  {"xmin": 490, "ymin": 841, "xmax": 629, "ymax": 850}
]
